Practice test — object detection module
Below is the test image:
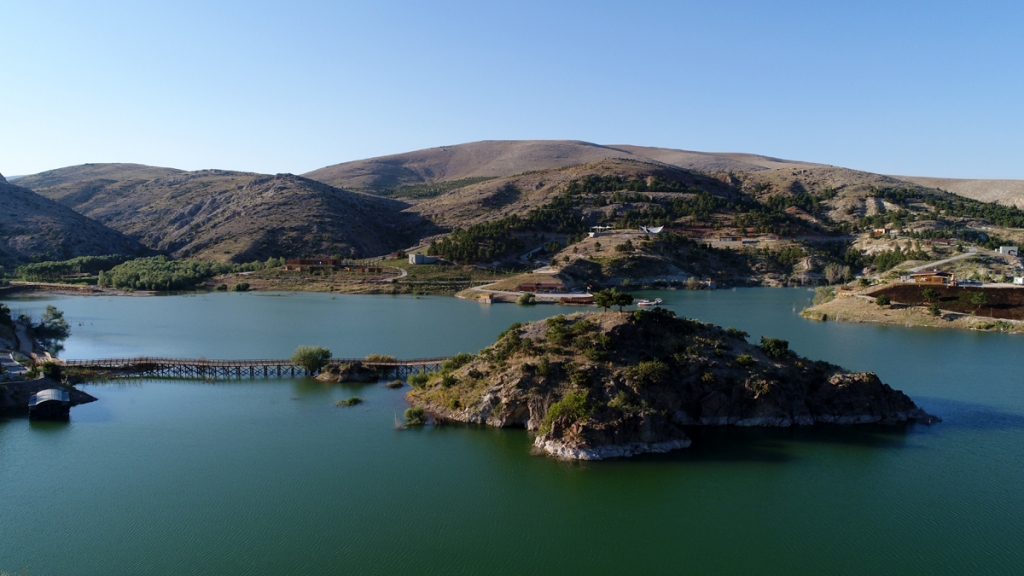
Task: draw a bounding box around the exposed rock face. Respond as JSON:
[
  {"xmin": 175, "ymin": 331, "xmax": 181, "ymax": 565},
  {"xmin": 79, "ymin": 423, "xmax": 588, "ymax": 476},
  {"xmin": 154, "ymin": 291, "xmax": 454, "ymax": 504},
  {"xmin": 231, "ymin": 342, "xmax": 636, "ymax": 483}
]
[{"xmin": 407, "ymin": 310, "xmax": 936, "ymax": 460}]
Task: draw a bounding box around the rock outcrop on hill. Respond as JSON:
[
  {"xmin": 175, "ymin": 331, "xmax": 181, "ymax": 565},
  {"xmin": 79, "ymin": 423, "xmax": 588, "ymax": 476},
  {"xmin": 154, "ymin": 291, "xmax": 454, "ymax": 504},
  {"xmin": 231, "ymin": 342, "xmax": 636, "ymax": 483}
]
[{"xmin": 407, "ymin": 310, "xmax": 936, "ymax": 460}]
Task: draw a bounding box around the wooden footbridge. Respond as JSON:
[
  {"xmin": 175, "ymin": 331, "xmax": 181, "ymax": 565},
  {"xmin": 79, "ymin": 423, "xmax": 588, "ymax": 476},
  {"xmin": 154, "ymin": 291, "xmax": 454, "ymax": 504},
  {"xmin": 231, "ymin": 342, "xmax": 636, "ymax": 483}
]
[{"xmin": 57, "ymin": 356, "xmax": 450, "ymax": 379}]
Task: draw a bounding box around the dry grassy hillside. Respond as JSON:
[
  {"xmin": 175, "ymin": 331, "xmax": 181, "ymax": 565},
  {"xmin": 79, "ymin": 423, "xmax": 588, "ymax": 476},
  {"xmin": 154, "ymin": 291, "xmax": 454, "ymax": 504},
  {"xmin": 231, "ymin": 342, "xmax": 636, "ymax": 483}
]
[
  {"xmin": 608, "ymin": 145, "xmax": 819, "ymax": 172},
  {"xmin": 406, "ymin": 158, "xmax": 737, "ymax": 228},
  {"xmin": 735, "ymin": 166, "xmax": 936, "ymax": 223},
  {"xmin": 303, "ymin": 140, "xmax": 819, "ymax": 192},
  {"xmin": 18, "ymin": 166, "xmax": 436, "ymax": 262},
  {"xmin": 0, "ymin": 176, "xmax": 143, "ymax": 264},
  {"xmin": 13, "ymin": 163, "xmax": 184, "ymax": 191},
  {"xmin": 894, "ymin": 176, "xmax": 1024, "ymax": 209}
]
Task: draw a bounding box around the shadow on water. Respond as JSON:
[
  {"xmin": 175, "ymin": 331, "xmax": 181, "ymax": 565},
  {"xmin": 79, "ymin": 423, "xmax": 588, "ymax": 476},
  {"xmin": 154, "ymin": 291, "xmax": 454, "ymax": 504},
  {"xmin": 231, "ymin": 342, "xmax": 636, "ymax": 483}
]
[
  {"xmin": 625, "ymin": 423, "xmax": 916, "ymax": 465},
  {"xmin": 28, "ymin": 418, "xmax": 71, "ymax": 432},
  {"xmin": 913, "ymin": 396, "xmax": 1024, "ymax": 431},
  {"xmin": 291, "ymin": 377, "xmax": 381, "ymax": 396}
]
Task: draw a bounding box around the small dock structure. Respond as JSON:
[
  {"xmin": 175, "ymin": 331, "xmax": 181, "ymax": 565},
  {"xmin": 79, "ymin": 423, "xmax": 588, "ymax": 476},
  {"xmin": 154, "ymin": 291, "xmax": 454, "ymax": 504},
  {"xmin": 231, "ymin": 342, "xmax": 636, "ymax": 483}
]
[{"xmin": 28, "ymin": 388, "xmax": 71, "ymax": 420}]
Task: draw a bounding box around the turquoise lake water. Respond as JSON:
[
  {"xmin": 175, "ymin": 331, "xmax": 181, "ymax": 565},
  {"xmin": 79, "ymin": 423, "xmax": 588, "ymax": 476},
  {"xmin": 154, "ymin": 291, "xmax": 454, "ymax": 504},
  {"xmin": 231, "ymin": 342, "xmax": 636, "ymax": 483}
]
[{"xmin": 1, "ymin": 289, "xmax": 1022, "ymax": 575}]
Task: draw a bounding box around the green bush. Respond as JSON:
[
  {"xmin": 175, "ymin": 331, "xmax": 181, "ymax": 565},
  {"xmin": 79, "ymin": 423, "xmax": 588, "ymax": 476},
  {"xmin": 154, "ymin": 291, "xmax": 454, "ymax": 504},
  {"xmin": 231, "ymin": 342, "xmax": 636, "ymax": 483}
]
[
  {"xmin": 812, "ymin": 286, "xmax": 835, "ymax": 306},
  {"xmin": 291, "ymin": 346, "xmax": 332, "ymax": 374},
  {"xmin": 232, "ymin": 282, "xmax": 250, "ymax": 292},
  {"xmin": 968, "ymin": 292, "xmax": 988, "ymax": 307},
  {"xmin": 517, "ymin": 292, "xmax": 536, "ymax": 306},
  {"xmin": 875, "ymin": 294, "xmax": 891, "ymax": 306},
  {"xmin": 498, "ymin": 322, "xmax": 522, "ymax": 339},
  {"xmin": 539, "ymin": 390, "xmax": 591, "ymax": 434},
  {"xmin": 607, "ymin": 390, "xmax": 639, "ymax": 411},
  {"xmin": 408, "ymin": 373, "xmax": 431, "ymax": 388},
  {"xmin": 928, "ymin": 302, "xmax": 941, "ymax": 316},
  {"xmin": 726, "ymin": 326, "xmax": 749, "ymax": 340},
  {"xmin": 334, "ymin": 397, "xmax": 363, "ymax": 407},
  {"xmin": 404, "ymin": 406, "xmax": 427, "ymax": 426},
  {"xmin": 215, "ymin": 284, "xmax": 228, "ymax": 291},
  {"xmin": 41, "ymin": 362, "xmax": 62, "ymax": 380},
  {"xmin": 736, "ymin": 354, "xmax": 755, "ymax": 367},
  {"xmin": 545, "ymin": 315, "xmax": 571, "ymax": 346},
  {"xmin": 759, "ymin": 337, "xmax": 790, "ymax": 360},
  {"xmin": 569, "ymin": 370, "xmax": 590, "ymax": 387},
  {"xmin": 625, "ymin": 360, "xmax": 669, "ymax": 387},
  {"xmin": 442, "ymin": 352, "xmax": 474, "ymax": 373}
]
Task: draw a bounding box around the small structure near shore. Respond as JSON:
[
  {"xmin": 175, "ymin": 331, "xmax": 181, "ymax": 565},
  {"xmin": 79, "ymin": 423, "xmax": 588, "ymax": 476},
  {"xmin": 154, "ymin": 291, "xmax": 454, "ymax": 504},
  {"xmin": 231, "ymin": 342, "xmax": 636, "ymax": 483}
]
[
  {"xmin": 904, "ymin": 270, "xmax": 953, "ymax": 285},
  {"xmin": 517, "ymin": 281, "xmax": 565, "ymax": 293},
  {"xmin": 28, "ymin": 388, "xmax": 70, "ymax": 420}
]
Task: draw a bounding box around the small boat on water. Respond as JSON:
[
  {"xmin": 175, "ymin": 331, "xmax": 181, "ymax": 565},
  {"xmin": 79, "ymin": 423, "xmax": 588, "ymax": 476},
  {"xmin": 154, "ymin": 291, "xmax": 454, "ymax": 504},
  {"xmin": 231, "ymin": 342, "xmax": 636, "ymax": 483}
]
[{"xmin": 636, "ymin": 298, "xmax": 663, "ymax": 307}]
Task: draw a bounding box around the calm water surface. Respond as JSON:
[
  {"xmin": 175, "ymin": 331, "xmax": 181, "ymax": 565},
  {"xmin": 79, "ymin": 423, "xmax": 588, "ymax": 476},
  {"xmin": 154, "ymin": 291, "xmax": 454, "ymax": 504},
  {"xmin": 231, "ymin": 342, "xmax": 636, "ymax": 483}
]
[{"xmin": 1, "ymin": 290, "xmax": 1022, "ymax": 575}]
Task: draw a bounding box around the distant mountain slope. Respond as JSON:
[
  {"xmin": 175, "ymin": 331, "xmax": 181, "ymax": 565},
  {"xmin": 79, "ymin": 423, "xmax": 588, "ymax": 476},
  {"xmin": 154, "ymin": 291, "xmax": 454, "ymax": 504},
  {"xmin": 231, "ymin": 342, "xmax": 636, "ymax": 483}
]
[
  {"xmin": 303, "ymin": 140, "xmax": 818, "ymax": 192},
  {"xmin": 406, "ymin": 158, "xmax": 739, "ymax": 228},
  {"xmin": 606, "ymin": 145, "xmax": 820, "ymax": 172},
  {"xmin": 17, "ymin": 165, "xmax": 435, "ymax": 262},
  {"xmin": 0, "ymin": 176, "xmax": 143, "ymax": 265},
  {"xmin": 12, "ymin": 163, "xmax": 184, "ymax": 191},
  {"xmin": 894, "ymin": 176, "xmax": 1024, "ymax": 209}
]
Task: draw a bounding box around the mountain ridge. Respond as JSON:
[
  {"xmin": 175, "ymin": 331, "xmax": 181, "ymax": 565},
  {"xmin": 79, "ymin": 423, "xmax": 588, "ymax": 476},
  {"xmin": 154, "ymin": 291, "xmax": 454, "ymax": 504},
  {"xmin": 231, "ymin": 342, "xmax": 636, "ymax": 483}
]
[{"xmin": 16, "ymin": 166, "xmax": 437, "ymax": 262}]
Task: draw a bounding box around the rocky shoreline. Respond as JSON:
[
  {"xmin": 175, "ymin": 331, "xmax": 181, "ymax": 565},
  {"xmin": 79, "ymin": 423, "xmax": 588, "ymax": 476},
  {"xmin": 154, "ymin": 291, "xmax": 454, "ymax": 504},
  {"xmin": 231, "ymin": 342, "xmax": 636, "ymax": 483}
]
[{"xmin": 408, "ymin": 310, "xmax": 937, "ymax": 460}]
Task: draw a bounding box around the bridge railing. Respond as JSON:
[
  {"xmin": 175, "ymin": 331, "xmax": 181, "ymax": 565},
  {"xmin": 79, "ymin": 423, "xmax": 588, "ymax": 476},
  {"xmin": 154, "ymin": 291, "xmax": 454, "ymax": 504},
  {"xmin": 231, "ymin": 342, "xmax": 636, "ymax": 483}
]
[{"xmin": 58, "ymin": 356, "xmax": 451, "ymax": 368}]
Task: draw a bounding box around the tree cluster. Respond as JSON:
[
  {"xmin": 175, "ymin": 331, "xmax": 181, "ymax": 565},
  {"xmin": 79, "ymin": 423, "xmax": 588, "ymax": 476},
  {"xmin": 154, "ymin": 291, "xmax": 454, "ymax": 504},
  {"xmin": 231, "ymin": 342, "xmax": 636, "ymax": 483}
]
[
  {"xmin": 98, "ymin": 257, "xmax": 233, "ymax": 291},
  {"xmin": 17, "ymin": 255, "xmax": 128, "ymax": 281},
  {"xmin": 593, "ymin": 288, "xmax": 633, "ymax": 311}
]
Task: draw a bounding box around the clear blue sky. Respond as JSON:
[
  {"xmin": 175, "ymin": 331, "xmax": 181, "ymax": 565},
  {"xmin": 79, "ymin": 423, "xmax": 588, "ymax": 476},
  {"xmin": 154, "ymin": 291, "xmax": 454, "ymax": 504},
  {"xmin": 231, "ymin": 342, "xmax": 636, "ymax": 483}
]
[{"xmin": 2, "ymin": 0, "xmax": 1022, "ymax": 178}]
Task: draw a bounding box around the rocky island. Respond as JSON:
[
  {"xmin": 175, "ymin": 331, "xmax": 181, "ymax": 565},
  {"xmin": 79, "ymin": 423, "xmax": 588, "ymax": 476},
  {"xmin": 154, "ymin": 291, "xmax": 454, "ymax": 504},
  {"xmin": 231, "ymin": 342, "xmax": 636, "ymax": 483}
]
[{"xmin": 407, "ymin": 309, "xmax": 937, "ymax": 460}]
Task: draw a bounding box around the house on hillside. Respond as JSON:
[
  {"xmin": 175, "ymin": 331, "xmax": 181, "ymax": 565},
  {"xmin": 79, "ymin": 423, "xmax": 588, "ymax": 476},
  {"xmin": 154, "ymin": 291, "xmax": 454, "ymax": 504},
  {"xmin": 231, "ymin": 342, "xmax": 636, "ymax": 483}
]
[
  {"xmin": 998, "ymin": 246, "xmax": 1019, "ymax": 257},
  {"xmin": 904, "ymin": 270, "xmax": 953, "ymax": 285},
  {"xmin": 517, "ymin": 282, "xmax": 565, "ymax": 293},
  {"xmin": 408, "ymin": 254, "xmax": 437, "ymax": 265}
]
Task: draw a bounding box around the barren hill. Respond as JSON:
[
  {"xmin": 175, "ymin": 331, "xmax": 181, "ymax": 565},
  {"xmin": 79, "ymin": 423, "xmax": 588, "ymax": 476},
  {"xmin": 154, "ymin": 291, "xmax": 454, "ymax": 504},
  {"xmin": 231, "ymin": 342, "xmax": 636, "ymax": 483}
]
[
  {"xmin": 407, "ymin": 157, "xmax": 738, "ymax": 228},
  {"xmin": 893, "ymin": 176, "xmax": 1024, "ymax": 209},
  {"xmin": 0, "ymin": 176, "xmax": 143, "ymax": 264},
  {"xmin": 17, "ymin": 165, "xmax": 435, "ymax": 262},
  {"xmin": 303, "ymin": 140, "xmax": 818, "ymax": 192}
]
